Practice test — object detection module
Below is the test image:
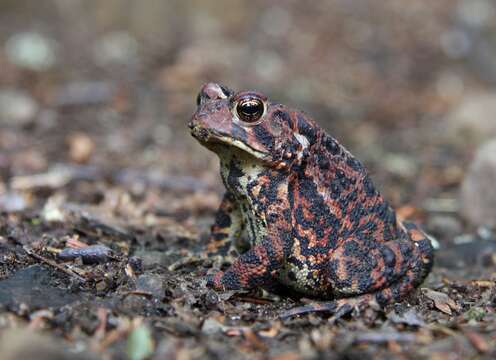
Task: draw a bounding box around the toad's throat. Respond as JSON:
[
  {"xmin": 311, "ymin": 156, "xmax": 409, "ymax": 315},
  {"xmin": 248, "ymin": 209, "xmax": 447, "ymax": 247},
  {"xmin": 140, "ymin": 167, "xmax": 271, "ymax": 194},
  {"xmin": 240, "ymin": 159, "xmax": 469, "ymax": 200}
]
[{"xmin": 218, "ymin": 152, "xmax": 274, "ymax": 242}]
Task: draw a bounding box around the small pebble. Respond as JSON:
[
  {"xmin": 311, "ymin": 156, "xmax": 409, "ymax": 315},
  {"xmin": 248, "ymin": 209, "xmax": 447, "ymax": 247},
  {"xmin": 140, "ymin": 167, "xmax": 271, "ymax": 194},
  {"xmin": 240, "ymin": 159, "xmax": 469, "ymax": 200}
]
[
  {"xmin": 446, "ymin": 93, "xmax": 496, "ymax": 145},
  {"xmin": 135, "ymin": 274, "xmax": 164, "ymax": 297},
  {"xmin": 5, "ymin": 31, "xmax": 57, "ymax": 71},
  {"xmin": 460, "ymin": 139, "xmax": 496, "ymax": 227},
  {"xmin": 0, "ymin": 192, "xmax": 27, "ymax": 212},
  {"xmin": 427, "ymin": 215, "xmax": 463, "ymax": 240},
  {"xmin": 58, "ymin": 245, "xmax": 113, "ymax": 264},
  {"xmin": 203, "ymin": 290, "xmax": 220, "ymax": 309},
  {"xmin": 93, "ymin": 31, "xmax": 139, "ymax": 66},
  {"xmin": 128, "ymin": 256, "xmax": 143, "ymax": 273},
  {"xmin": 0, "ymin": 89, "xmax": 38, "ymax": 127},
  {"xmin": 67, "ymin": 133, "xmax": 95, "ymax": 164}
]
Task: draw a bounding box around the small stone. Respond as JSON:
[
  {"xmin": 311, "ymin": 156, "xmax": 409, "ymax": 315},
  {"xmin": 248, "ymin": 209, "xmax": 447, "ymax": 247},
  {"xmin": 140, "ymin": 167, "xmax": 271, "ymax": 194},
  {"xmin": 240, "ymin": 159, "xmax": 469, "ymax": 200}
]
[
  {"xmin": 58, "ymin": 245, "xmax": 113, "ymax": 265},
  {"xmin": 388, "ymin": 308, "xmax": 425, "ymax": 327},
  {"xmin": 383, "ymin": 154, "xmax": 417, "ymax": 178},
  {"xmin": 93, "ymin": 31, "xmax": 139, "ymax": 66},
  {"xmin": 201, "ymin": 318, "xmax": 226, "ymax": 335},
  {"xmin": 203, "ymin": 290, "xmax": 220, "ymax": 309},
  {"xmin": 41, "ymin": 196, "xmax": 66, "ymax": 222},
  {"xmin": 460, "ymin": 139, "xmax": 496, "ymax": 227},
  {"xmin": 0, "ymin": 192, "xmax": 27, "ymax": 212},
  {"xmin": 128, "ymin": 256, "xmax": 143, "ymax": 273},
  {"xmin": 457, "ymin": 0, "xmax": 495, "ymax": 28},
  {"xmin": 133, "ymin": 250, "xmax": 178, "ymax": 269},
  {"xmin": 445, "ymin": 93, "xmax": 496, "ymax": 146},
  {"xmin": 0, "ymin": 89, "xmax": 38, "ymax": 127},
  {"xmin": 95, "ymin": 280, "xmax": 108, "ymax": 292},
  {"xmin": 427, "ymin": 215, "xmax": 463, "ymax": 240},
  {"xmin": 136, "ymin": 273, "xmax": 164, "ymax": 297},
  {"xmin": 5, "ymin": 32, "xmax": 57, "ymax": 71},
  {"xmin": 67, "ymin": 132, "xmax": 95, "ymax": 163}
]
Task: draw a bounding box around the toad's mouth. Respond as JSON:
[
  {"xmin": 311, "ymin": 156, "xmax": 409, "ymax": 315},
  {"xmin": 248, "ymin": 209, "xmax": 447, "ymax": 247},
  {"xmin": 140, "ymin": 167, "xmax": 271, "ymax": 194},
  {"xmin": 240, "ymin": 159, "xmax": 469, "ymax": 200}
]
[{"xmin": 190, "ymin": 126, "xmax": 271, "ymax": 162}]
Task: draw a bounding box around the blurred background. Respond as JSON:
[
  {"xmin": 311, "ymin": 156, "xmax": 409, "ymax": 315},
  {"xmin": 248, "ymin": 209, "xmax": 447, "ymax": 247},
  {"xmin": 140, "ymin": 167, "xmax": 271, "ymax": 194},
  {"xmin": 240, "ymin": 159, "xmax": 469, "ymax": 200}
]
[
  {"xmin": 1, "ymin": 0, "xmax": 496, "ymax": 238},
  {"xmin": 2, "ymin": 2, "xmax": 496, "ymax": 358}
]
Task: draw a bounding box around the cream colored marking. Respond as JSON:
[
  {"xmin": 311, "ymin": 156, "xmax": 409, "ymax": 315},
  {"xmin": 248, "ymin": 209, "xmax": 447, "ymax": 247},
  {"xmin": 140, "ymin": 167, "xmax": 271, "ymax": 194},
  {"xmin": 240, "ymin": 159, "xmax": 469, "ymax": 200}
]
[
  {"xmin": 278, "ymin": 261, "xmax": 327, "ymax": 295},
  {"xmin": 213, "ymin": 84, "xmax": 228, "ymax": 99},
  {"xmin": 294, "ymin": 133, "xmax": 309, "ymax": 149},
  {"xmin": 214, "ymin": 136, "xmax": 269, "ymax": 161}
]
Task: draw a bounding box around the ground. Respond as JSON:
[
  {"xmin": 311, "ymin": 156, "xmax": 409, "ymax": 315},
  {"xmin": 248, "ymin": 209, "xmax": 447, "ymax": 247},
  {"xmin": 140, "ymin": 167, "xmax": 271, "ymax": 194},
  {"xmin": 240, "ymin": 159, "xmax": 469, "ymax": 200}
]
[{"xmin": 0, "ymin": 1, "xmax": 496, "ymax": 359}]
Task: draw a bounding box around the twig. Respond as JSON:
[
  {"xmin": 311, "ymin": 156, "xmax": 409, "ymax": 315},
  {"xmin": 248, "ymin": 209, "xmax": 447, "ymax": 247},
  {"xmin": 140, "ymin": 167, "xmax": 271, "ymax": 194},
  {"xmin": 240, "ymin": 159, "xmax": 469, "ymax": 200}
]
[
  {"xmin": 122, "ymin": 290, "xmax": 154, "ymax": 299},
  {"xmin": 168, "ymin": 255, "xmax": 204, "ymax": 271},
  {"xmin": 235, "ymin": 296, "xmax": 273, "ymax": 305},
  {"xmin": 24, "ymin": 246, "xmax": 87, "ymax": 283},
  {"xmin": 279, "ymin": 302, "xmax": 338, "ymax": 320}
]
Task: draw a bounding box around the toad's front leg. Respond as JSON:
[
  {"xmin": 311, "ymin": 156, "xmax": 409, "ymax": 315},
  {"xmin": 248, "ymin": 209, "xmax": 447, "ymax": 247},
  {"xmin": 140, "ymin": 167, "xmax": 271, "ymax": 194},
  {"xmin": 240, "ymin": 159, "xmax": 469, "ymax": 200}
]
[
  {"xmin": 206, "ymin": 236, "xmax": 284, "ymax": 290},
  {"xmin": 207, "ymin": 192, "xmax": 244, "ymax": 258}
]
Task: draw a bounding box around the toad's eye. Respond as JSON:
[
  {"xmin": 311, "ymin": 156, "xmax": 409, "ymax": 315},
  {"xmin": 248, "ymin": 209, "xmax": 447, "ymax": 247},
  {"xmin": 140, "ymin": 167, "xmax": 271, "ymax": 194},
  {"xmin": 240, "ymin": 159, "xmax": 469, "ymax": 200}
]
[
  {"xmin": 196, "ymin": 93, "xmax": 202, "ymax": 106},
  {"xmin": 236, "ymin": 98, "xmax": 265, "ymax": 123}
]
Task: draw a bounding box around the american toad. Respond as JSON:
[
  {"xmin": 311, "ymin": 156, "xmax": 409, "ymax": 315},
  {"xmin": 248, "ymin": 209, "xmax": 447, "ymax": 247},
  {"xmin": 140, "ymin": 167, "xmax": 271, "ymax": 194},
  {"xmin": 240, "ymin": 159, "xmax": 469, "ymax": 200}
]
[{"xmin": 189, "ymin": 83, "xmax": 434, "ymax": 308}]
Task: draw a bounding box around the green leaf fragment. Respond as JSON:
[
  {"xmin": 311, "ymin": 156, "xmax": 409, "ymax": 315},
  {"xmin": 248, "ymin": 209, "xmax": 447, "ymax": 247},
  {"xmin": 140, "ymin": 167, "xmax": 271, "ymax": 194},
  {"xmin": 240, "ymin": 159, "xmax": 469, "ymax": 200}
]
[{"xmin": 126, "ymin": 323, "xmax": 154, "ymax": 360}]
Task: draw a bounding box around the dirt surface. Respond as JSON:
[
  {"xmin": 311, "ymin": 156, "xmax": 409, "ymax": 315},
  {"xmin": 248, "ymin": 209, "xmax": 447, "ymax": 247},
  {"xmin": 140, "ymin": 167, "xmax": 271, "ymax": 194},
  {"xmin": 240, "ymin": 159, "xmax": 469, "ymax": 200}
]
[{"xmin": 0, "ymin": 1, "xmax": 495, "ymax": 359}]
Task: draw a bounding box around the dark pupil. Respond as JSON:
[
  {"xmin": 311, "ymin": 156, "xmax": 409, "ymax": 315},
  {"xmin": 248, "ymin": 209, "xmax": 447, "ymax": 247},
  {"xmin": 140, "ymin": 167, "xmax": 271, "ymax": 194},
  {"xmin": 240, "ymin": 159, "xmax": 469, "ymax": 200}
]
[{"xmin": 237, "ymin": 100, "xmax": 263, "ymax": 122}]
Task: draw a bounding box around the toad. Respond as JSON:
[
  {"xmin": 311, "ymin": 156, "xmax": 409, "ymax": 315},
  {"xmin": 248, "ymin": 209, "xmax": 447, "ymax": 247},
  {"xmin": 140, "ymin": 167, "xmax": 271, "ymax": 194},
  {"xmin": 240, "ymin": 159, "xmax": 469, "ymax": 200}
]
[{"xmin": 189, "ymin": 83, "xmax": 434, "ymax": 309}]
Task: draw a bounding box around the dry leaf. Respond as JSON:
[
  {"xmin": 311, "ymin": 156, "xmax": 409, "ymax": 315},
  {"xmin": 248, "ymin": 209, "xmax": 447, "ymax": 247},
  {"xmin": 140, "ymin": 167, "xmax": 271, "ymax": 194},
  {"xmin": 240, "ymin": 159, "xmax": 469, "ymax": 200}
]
[
  {"xmin": 423, "ymin": 289, "xmax": 460, "ymax": 315},
  {"xmin": 470, "ymin": 280, "xmax": 494, "ymax": 288}
]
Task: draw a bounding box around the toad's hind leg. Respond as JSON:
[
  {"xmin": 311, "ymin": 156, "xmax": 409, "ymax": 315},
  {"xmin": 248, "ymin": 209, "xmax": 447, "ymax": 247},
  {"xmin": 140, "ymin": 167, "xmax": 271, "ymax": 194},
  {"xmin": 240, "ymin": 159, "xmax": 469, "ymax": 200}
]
[
  {"xmin": 326, "ymin": 221, "xmax": 434, "ymax": 303},
  {"xmin": 281, "ymin": 237, "xmax": 434, "ymax": 319},
  {"xmin": 280, "ymin": 266, "xmax": 429, "ymax": 319}
]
